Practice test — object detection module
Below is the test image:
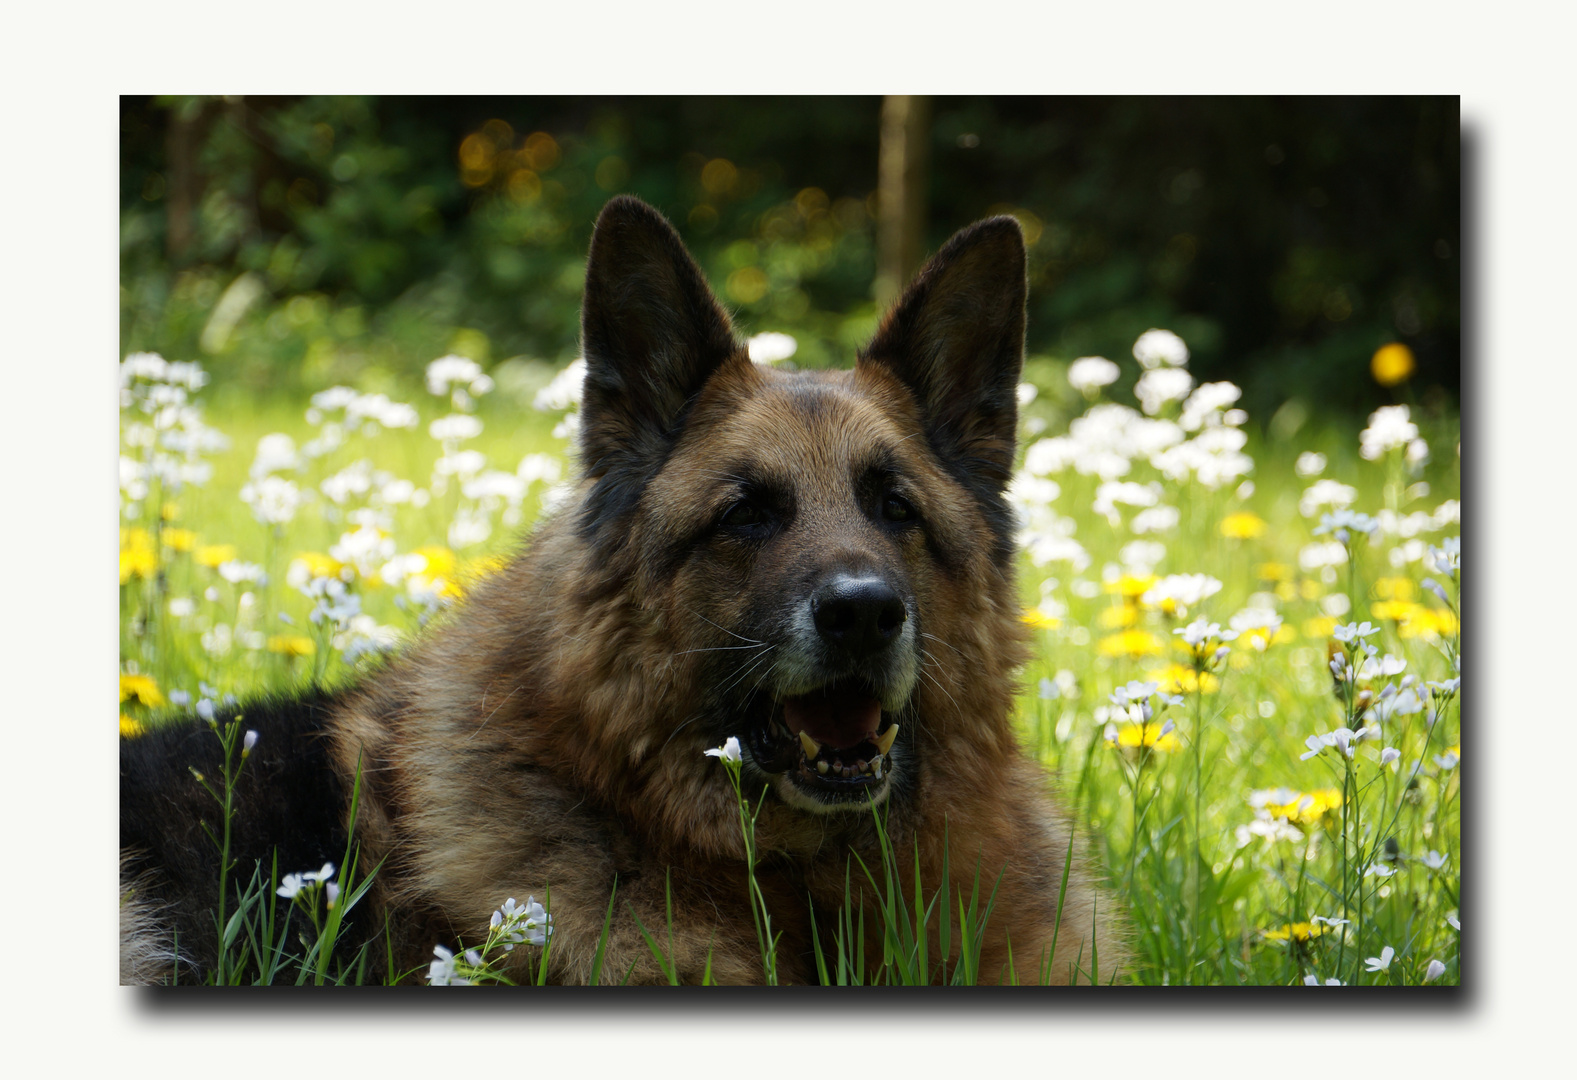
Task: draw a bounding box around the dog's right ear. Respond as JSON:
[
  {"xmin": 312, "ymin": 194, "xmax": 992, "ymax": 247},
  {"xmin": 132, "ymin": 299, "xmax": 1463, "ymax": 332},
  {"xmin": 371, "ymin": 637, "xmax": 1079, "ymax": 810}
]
[{"xmin": 579, "ymin": 196, "xmax": 741, "ymax": 486}]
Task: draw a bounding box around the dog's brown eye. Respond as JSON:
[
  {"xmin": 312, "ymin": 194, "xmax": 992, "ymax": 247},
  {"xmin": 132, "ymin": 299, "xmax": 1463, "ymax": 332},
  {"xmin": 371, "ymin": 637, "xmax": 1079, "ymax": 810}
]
[
  {"xmin": 721, "ymin": 500, "xmax": 768, "ymax": 530},
  {"xmin": 882, "ymin": 494, "xmax": 915, "ymax": 523}
]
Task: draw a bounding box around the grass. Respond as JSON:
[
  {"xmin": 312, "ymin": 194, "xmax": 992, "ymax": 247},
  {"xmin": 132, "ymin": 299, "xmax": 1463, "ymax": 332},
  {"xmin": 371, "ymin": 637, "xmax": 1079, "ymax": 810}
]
[{"xmin": 119, "ymin": 348, "xmax": 1461, "ymax": 987}]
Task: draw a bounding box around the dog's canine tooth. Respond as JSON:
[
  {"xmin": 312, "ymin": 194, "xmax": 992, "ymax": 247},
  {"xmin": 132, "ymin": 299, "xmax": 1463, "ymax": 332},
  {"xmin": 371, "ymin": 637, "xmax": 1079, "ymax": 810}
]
[
  {"xmin": 798, "ymin": 731, "xmax": 821, "ymax": 759},
  {"xmin": 875, "ymin": 724, "xmax": 899, "ymax": 756}
]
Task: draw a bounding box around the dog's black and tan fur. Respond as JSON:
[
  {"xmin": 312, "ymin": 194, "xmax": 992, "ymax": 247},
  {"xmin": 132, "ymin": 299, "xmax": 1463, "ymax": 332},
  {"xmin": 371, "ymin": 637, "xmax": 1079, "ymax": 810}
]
[{"xmin": 121, "ymin": 196, "xmax": 1125, "ymax": 985}]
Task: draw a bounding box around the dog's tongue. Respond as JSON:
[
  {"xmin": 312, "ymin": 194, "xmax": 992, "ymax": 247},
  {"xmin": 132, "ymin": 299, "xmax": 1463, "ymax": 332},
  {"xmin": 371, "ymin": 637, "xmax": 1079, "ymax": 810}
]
[{"xmin": 783, "ymin": 687, "xmax": 882, "ymax": 749}]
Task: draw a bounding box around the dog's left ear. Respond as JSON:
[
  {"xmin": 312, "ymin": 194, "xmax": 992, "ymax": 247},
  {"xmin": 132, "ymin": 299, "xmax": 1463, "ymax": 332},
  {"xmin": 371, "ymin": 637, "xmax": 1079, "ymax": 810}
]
[
  {"xmin": 859, "ymin": 217, "xmax": 1027, "ymax": 494},
  {"xmin": 579, "ymin": 196, "xmax": 741, "ymax": 480}
]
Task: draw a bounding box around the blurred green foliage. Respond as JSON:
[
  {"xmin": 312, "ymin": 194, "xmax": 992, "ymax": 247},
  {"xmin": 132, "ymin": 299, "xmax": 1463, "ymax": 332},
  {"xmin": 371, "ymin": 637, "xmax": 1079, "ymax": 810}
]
[{"xmin": 120, "ymin": 96, "xmax": 1458, "ymax": 420}]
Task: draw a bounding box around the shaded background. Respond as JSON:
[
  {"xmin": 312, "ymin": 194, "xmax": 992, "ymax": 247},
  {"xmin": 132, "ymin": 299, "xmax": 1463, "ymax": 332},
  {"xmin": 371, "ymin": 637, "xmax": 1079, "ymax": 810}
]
[{"xmin": 119, "ymin": 96, "xmax": 1459, "ymax": 425}]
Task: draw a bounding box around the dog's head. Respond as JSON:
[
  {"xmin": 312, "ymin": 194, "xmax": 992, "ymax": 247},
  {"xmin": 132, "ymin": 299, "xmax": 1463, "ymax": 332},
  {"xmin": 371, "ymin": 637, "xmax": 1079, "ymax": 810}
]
[{"xmin": 576, "ymin": 196, "xmax": 1027, "ymax": 815}]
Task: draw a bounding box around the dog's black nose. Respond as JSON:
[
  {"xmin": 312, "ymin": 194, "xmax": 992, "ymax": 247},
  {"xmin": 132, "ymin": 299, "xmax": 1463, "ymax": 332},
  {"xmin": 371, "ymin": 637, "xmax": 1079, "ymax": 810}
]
[{"xmin": 812, "ymin": 575, "xmax": 907, "ymax": 659}]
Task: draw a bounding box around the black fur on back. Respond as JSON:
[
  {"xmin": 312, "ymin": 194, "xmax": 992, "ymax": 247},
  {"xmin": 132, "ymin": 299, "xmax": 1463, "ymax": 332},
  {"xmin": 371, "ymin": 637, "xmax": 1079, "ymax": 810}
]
[{"xmin": 119, "ymin": 687, "xmax": 353, "ymax": 982}]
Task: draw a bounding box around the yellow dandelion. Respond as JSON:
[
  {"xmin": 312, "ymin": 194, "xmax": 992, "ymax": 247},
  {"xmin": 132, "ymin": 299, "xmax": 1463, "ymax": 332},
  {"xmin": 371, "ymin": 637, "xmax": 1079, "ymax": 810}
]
[
  {"xmin": 412, "ymin": 545, "xmax": 457, "ymax": 579},
  {"xmin": 267, "ymin": 634, "xmax": 317, "ymax": 657},
  {"xmin": 196, "ymin": 544, "xmax": 238, "ymax": 569},
  {"xmin": 1299, "ymin": 580, "xmax": 1322, "ymax": 601},
  {"xmin": 1256, "ymin": 562, "xmax": 1292, "ymax": 583},
  {"xmin": 1372, "ymin": 577, "xmax": 1416, "ymax": 602},
  {"xmin": 1237, "ymin": 624, "xmax": 1296, "ymax": 652},
  {"xmin": 461, "ymin": 555, "xmax": 509, "ymax": 583},
  {"xmin": 120, "ymin": 714, "xmax": 147, "ymax": 739},
  {"xmin": 1098, "ymin": 629, "xmax": 1166, "ymax": 659},
  {"xmin": 292, "ymin": 551, "xmax": 349, "ymax": 582},
  {"xmin": 119, "ymin": 547, "xmax": 157, "ymax": 584},
  {"xmin": 1370, "ymin": 342, "xmax": 1416, "ymax": 387},
  {"xmin": 1022, "ymin": 608, "xmax": 1061, "ymax": 630},
  {"xmin": 1303, "ymin": 616, "xmax": 1338, "ymax": 639},
  {"xmin": 1149, "ymin": 663, "xmax": 1220, "ymax": 695},
  {"xmin": 1107, "ymin": 723, "xmax": 1181, "ymax": 753},
  {"xmin": 1097, "ymin": 605, "xmax": 1139, "ymax": 630},
  {"xmin": 1106, "ymin": 574, "xmax": 1157, "ymax": 600},
  {"xmin": 161, "ymin": 501, "xmax": 182, "ymax": 522},
  {"xmin": 1219, "ymin": 512, "xmax": 1267, "ymax": 539},
  {"xmin": 1256, "ymin": 787, "xmax": 1342, "ymax": 825},
  {"xmin": 1274, "ymin": 581, "xmax": 1298, "ymax": 603},
  {"xmin": 1261, "ymin": 922, "xmax": 1327, "ymax": 944},
  {"xmin": 161, "ymin": 528, "xmax": 199, "ymax": 553},
  {"xmin": 1399, "ymin": 607, "xmax": 1458, "ymax": 639},
  {"xmin": 1371, "ymin": 599, "xmax": 1424, "ymax": 624},
  {"xmin": 121, "ymin": 527, "xmax": 154, "ymax": 553},
  {"xmin": 120, "ymin": 673, "xmax": 164, "ymax": 708}
]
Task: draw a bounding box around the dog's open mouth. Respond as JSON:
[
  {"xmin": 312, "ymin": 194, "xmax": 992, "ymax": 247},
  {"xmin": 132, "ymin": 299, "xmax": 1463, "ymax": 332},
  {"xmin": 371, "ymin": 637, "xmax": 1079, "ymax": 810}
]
[{"xmin": 745, "ymin": 679, "xmax": 901, "ymax": 794}]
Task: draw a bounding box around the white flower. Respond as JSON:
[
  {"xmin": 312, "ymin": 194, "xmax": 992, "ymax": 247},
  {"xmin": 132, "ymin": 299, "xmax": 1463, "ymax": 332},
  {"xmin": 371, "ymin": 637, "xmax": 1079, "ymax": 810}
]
[
  {"xmin": 217, "ymin": 560, "xmax": 266, "ymax": 585},
  {"xmin": 1419, "ymin": 850, "xmax": 1449, "ymax": 870},
  {"xmin": 1364, "ymin": 862, "xmax": 1397, "ymax": 879},
  {"xmin": 1295, "ymin": 451, "xmax": 1327, "ymax": 478},
  {"xmin": 516, "ymin": 453, "xmax": 563, "ymax": 487},
  {"xmin": 1134, "ymin": 367, "xmax": 1195, "ymax": 415},
  {"xmin": 426, "ymin": 355, "xmax": 485, "ymax": 397},
  {"xmin": 1433, "ymin": 750, "xmax": 1460, "ymax": 770},
  {"xmin": 1364, "ymin": 946, "xmax": 1396, "ymax": 973},
  {"xmin": 1092, "ymin": 480, "xmax": 1160, "ymax": 524},
  {"xmin": 277, "ymin": 873, "xmax": 307, "ymax": 899},
  {"xmin": 1130, "ymin": 505, "xmax": 1180, "ymax": 534},
  {"xmin": 1424, "ymin": 959, "xmax": 1447, "ymax": 983},
  {"xmin": 239, "ymin": 475, "xmax": 301, "ymax": 526},
  {"xmin": 304, "ymin": 862, "xmax": 335, "ymax": 884},
  {"xmin": 1428, "ymin": 536, "xmax": 1460, "ymax": 578},
  {"xmin": 1067, "ymin": 356, "xmax": 1120, "ymax": 393},
  {"xmin": 1178, "ymin": 381, "xmax": 1241, "ymax": 432},
  {"xmin": 250, "ymin": 433, "xmax": 300, "ymax": 478},
  {"xmin": 242, "ymin": 730, "xmax": 259, "ymax": 756},
  {"xmin": 1301, "ymin": 725, "xmax": 1375, "ymax": 760},
  {"xmin": 1447, "ymin": 913, "xmax": 1460, "ymax": 932},
  {"xmin": 1132, "ymin": 328, "xmax": 1190, "ymax": 369},
  {"xmin": 1380, "ymin": 747, "xmax": 1400, "ymax": 767},
  {"xmin": 1360, "ymin": 405, "xmax": 1419, "ymax": 461},
  {"xmin": 705, "ymin": 736, "xmax": 742, "ymax": 764},
  {"xmin": 427, "ymin": 944, "xmax": 471, "ymax": 986},
  {"xmin": 1358, "ymin": 653, "xmax": 1407, "ymax": 679},
  {"xmin": 1229, "ymin": 608, "xmax": 1283, "ymax": 650},
  {"xmin": 429, "ymin": 413, "xmax": 484, "ymax": 442},
  {"xmin": 1303, "ymin": 974, "xmax": 1344, "ymax": 986},
  {"xmin": 1142, "ymin": 573, "xmax": 1222, "ymax": 611},
  {"xmin": 1110, "ymin": 681, "xmax": 1160, "ymax": 708},
  {"xmin": 747, "ymin": 332, "xmax": 798, "ymax": 365},
  {"xmin": 1332, "ymin": 621, "xmax": 1380, "ymax": 644},
  {"xmin": 533, "ymin": 358, "xmax": 588, "ymax": 412},
  {"xmin": 1299, "ymin": 478, "xmax": 1357, "ymax": 518},
  {"xmin": 1313, "ymin": 509, "xmax": 1379, "ymax": 540},
  {"xmin": 325, "ymin": 881, "xmax": 340, "ymax": 909},
  {"xmin": 1310, "ymin": 915, "xmax": 1350, "ymax": 929},
  {"xmin": 1175, "ymin": 618, "xmax": 1236, "ymax": 648}
]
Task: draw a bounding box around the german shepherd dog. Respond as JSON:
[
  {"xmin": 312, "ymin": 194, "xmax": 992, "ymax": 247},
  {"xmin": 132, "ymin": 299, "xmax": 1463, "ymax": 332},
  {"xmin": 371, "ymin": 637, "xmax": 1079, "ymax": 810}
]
[{"xmin": 121, "ymin": 196, "xmax": 1124, "ymax": 985}]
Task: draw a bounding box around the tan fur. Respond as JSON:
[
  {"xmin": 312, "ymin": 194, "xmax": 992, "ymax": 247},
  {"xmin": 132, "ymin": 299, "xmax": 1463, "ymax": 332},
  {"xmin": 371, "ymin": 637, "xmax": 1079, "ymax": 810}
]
[
  {"xmin": 327, "ymin": 357, "xmax": 1125, "ymax": 985},
  {"xmin": 120, "ymin": 857, "xmax": 182, "ymax": 985}
]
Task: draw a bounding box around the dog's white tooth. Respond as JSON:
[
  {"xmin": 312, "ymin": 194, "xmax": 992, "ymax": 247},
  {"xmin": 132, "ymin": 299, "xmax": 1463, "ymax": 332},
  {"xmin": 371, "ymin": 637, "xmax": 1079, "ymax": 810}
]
[
  {"xmin": 817, "ymin": 759, "xmax": 829, "ymax": 775},
  {"xmin": 873, "ymin": 760, "xmax": 883, "ymax": 779},
  {"xmin": 798, "ymin": 731, "xmax": 821, "ymax": 759},
  {"xmin": 875, "ymin": 724, "xmax": 899, "ymax": 756}
]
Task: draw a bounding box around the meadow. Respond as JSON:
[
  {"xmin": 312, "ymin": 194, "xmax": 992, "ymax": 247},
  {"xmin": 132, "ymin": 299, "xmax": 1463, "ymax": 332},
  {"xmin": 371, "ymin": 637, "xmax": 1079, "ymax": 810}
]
[{"xmin": 119, "ymin": 331, "xmax": 1460, "ymax": 987}]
